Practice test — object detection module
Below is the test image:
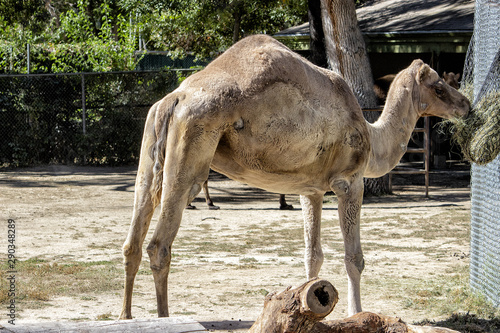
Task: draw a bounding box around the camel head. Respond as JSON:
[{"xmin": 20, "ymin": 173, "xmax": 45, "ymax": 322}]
[{"xmin": 412, "ymin": 60, "xmax": 470, "ymax": 119}]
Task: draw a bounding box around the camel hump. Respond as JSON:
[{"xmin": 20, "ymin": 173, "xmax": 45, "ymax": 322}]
[{"xmin": 192, "ymin": 34, "xmax": 330, "ymax": 98}]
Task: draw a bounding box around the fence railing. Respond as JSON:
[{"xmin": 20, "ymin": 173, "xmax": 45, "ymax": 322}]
[{"xmin": 0, "ymin": 69, "xmax": 197, "ymax": 167}]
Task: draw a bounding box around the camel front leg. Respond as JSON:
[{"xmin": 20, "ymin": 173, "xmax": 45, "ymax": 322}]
[
  {"xmin": 300, "ymin": 192, "xmax": 325, "ymax": 279},
  {"xmin": 332, "ymin": 176, "xmax": 364, "ymax": 316}
]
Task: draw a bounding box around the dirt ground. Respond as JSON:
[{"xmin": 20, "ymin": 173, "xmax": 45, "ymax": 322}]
[{"xmin": 0, "ymin": 165, "xmax": 472, "ymax": 332}]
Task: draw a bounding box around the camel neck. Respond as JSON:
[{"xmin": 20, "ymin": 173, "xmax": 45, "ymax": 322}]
[{"xmin": 364, "ymin": 83, "xmax": 420, "ymax": 178}]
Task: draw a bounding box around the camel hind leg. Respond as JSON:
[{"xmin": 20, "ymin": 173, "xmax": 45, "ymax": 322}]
[
  {"xmin": 120, "ymin": 102, "xmax": 161, "ymax": 320},
  {"xmin": 146, "ymin": 123, "xmax": 220, "ymax": 317}
]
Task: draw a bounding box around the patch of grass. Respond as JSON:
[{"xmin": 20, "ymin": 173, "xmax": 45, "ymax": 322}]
[
  {"xmin": 402, "ymin": 265, "xmax": 500, "ymax": 321},
  {"xmin": 240, "ymin": 257, "xmax": 258, "ymax": 263},
  {"xmin": 178, "ymin": 220, "xmax": 305, "ymax": 260},
  {"xmin": 0, "ymin": 258, "xmax": 122, "ymax": 309},
  {"xmin": 245, "ymin": 288, "xmax": 269, "ymax": 296},
  {"xmin": 72, "ymin": 232, "xmax": 85, "ymax": 240}
]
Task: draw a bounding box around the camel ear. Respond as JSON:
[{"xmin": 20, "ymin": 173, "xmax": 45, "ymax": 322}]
[
  {"xmin": 455, "ymin": 73, "xmax": 460, "ymax": 80},
  {"xmin": 417, "ymin": 64, "xmax": 431, "ymax": 84}
]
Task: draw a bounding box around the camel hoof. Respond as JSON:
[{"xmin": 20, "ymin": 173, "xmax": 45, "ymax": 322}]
[
  {"xmin": 280, "ymin": 204, "xmax": 294, "ymax": 210},
  {"xmin": 208, "ymin": 204, "xmax": 220, "ymax": 210},
  {"xmin": 186, "ymin": 204, "xmax": 197, "ymax": 210}
]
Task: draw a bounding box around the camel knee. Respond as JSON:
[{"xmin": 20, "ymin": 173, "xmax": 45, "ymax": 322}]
[
  {"xmin": 147, "ymin": 241, "xmax": 171, "ymax": 273},
  {"xmin": 345, "ymin": 252, "xmax": 365, "ymax": 275},
  {"xmin": 123, "ymin": 241, "xmax": 138, "ymax": 257},
  {"xmin": 123, "ymin": 243, "xmax": 143, "ymax": 273},
  {"xmin": 123, "ymin": 241, "xmax": 142, "ymax": 263}
]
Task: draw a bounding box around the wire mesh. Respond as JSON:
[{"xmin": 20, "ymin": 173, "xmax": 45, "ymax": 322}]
[
  {"xmin": 466, "ymin": 0, "xmax": 500, "ymax": 307},
  {"xmin": 0, "ymin": 70, "xmax": 189, "ymax": 166}
]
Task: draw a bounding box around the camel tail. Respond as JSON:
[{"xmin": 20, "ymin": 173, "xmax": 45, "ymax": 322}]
[{"xmin": 149, "ymin": 94, "xmax": 179, "ymax": 207}]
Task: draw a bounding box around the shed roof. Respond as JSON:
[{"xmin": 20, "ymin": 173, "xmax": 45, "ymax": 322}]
[
  {"xmin": 275, "ymin": 0, "xmax": 474, "ymax": 37},
  {"xmin": 357, "ymin": 0, "xmax": 473, "ymax": 34},
  {"xmin": 274, "ymin": 0, "xmax": 474, "ymax": 54}
]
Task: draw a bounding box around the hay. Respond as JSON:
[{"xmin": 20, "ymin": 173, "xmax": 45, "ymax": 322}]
[
  {"xmin": 446, "ymin": 84, "xmax": 500, "ymax": 165},
  {"xmin": 444, "ymin": 46, "xmax": 500, "ymax": 165}
]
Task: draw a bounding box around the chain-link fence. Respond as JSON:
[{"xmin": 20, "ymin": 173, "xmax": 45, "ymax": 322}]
[
  {"xmin": 0, "ymin": 69, "xmax": 197, "ymax": 167},
  {"xmin": 466, "ymin": 0, "xmax": 500, "ymax": 308}
]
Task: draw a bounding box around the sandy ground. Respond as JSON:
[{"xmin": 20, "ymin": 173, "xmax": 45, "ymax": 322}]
[{"xmin": 0, "ymin": 166, "xmax": 471, "ymax": 332}]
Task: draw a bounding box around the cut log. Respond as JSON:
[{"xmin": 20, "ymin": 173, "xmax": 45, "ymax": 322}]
[
  {"xmin": 312, "ymin": 312, "xmax": 410, "ymax": 333},
  {"xmin": 0, "ymin": 317, "xmax": 206, "ymax": 333},
  {"xmin": 314, "ymin": 314, "xmax": 462, "ymax": 333},
  {"xmin": 249, "ymin": 279, "xmax": 460, "ymax": 333},
  {"xmin": 248, "ymin": 278, "xmax": 338, "ymax": 333}
]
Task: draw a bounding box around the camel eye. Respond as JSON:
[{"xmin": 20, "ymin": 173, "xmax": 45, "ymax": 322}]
[{"xmin": 435, "ymin": 87, "xmax": 444, "ymax": 96}]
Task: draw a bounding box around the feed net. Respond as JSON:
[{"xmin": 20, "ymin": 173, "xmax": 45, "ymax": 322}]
[{"xmin": 452, "ymin": 0, "xmax": 500, "ymax": 308}]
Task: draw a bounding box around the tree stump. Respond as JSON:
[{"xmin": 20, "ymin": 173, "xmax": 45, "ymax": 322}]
[
  {"xmin": 248, "ymin": 278, "xmax": 338, "ymax": 333},
  {"xmin": 249, "ymin": 279, "xmax": 460, "ymax": 333}
]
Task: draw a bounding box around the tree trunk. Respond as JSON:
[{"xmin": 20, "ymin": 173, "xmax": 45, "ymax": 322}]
[
  {"xmin": 320, "ymin": 0, "xmax": 376, "ymax": 108},
  {"xmin": 232, "ymin": 1, "xmax": 243, "ymax": 44},
  {"xmin": 308, "ymin": 0, "xmax": 328, "ymax": 68},
  {"xmin": 318, "ymin": 0, "xmax": 389, "ymax": 195}
]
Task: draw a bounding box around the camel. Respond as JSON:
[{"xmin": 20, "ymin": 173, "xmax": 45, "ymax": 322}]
[
  {"xmin": 442, "ymin": 71, "xmax": 460, "ymax": 89},
  {"xmin": 120, "ymin": 34, "xmax": 469, "ymax": 320},
  {"xmin": 373, "ymin": 74, "xmax": 396, "ymax": 104},
  {"xmin": 185, "ymin": 180, "xmax": 220, "ymax": 210},
  {"xmin": 186, "ymin": 180, "xmax": 293, "ymax": 210}
]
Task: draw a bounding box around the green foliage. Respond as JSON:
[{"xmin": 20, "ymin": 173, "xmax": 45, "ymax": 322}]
[
  {"xmin": 0, "ymin": 0, "xmax": 307, "ymax": 73},
  {"xmin": 142, "ymin": 0, "xmax": 308, "ymax": 58},
  {"xmin": 0, "ymin": 0, "xmax": 140, "ymax": 73},
  {"xmin": 0, "ymin": 0, "xmax": 49, "ymax": 36}
]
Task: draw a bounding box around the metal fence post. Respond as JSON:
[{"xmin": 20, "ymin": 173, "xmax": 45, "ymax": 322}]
[{"xmin": 81, "ymin": 73, "xmax": 87, "ymax": 164}]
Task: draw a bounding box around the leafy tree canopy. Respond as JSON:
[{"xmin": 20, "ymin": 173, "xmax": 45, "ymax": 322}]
[
  {"xmin": 123, "ymin": 0, "xmax": 307, "ymax": 58},
  {"xmin": 0, "ymin": 0, "xmax": 307, "ymax": 72}
]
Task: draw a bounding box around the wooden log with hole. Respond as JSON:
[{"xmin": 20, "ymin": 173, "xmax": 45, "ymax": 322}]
[{"xmin": 248, "ymin": 278, "xmax": 460, "ymax": 333}]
